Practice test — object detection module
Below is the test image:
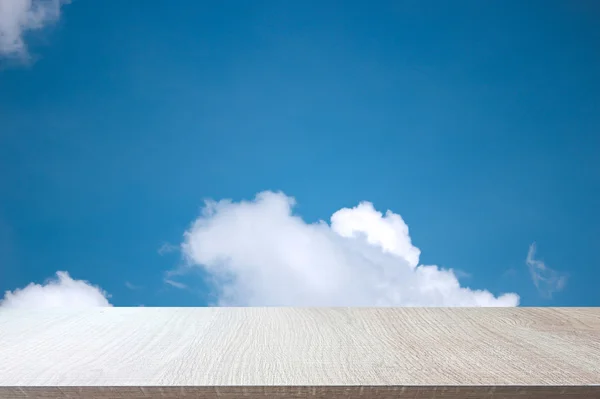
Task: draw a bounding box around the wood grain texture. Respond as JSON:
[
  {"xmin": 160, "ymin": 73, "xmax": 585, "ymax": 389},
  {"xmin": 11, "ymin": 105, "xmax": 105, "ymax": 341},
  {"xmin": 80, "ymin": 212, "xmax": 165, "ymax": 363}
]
[
  {"xmin": 1, "ymin": 386, "xmax": 600, "ymax": 399},
  {"xmin": 0, "ymin": 307, "xmax": 599, "ymax": 389}
]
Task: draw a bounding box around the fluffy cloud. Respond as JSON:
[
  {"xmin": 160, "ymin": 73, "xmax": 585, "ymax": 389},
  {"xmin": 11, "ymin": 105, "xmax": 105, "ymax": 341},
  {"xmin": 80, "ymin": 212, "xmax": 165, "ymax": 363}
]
[
  {"xmin": 0, "ymin": 271, "xmax": 112, "ymax": 308},
  {"xmin": 181, "ymin": 191, "xmax": 519, "ymax": 306},
  {"xmin": 0, "ymin": 0, "xmax": 69, "ymax": 58},
  {"xmin": 526, "ymin": 243, "xmax": 567, "ymax": 298}
]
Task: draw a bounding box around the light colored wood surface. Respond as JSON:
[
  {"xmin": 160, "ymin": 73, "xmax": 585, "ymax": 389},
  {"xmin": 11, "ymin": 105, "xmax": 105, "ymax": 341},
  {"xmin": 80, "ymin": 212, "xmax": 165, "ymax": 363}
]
[
  {"xmin": 0, "ymin": 307, "xmax": 599, "ymax": 387},
  {"xmin": 3, "ymin": 386, "xmax": 600, "ymax": 399}
]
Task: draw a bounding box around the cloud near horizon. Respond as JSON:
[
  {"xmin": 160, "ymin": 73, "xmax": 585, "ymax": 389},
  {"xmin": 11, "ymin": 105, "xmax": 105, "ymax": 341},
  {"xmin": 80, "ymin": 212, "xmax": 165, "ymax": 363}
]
[
  {"xmin": 0, "ymin": 0, "xmax": 69, "ymax": 59},
  {"xmin": 164, "ymin": 278, "xmax": 188, "ymax": 290},
  {"xmin": 0, "ymin": 271, "xmax": 112, "ymax": 308},
  {"xmin": 0, "ymin": 192, "xmax": 521, "ymax": 308},
  {"xmin": 526, "ymin": 243, "xmax": 567, "ymax": 298},
  {"xmin": 181, "ymin": 191, "xmax": 519, "ymax": 306}
]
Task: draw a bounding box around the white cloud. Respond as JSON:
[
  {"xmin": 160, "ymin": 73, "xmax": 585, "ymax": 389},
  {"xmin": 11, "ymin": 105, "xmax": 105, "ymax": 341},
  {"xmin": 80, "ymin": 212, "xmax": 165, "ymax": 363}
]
[
  {"xmin": 180, "ymin": 191, "xmax": 519, "ymax": 306},
  {"xmin": 526, "ymin": 243, "xmax": 567, "ymax": 298},
  {"xmin": 0, "ymin": 271, "xmax": 112, "ymax": 308},
  {"xmin": 164, "ymin": 279, "xmax": 187, "ymax": 290},
  {"xmin": 0, "ymin": 0, "xmax": 69, "ymax": 59}
]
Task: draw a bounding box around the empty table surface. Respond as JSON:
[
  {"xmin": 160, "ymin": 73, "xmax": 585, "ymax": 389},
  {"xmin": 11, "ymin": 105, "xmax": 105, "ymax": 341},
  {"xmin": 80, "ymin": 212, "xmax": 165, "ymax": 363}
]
[{"xmin": 0, "ymin": 307, "xmax": 599, "ymax": 387}]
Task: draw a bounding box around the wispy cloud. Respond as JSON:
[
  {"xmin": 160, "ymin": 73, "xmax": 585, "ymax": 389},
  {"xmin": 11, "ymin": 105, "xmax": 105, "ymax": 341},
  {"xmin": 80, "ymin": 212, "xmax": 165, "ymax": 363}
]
[
  {"xmin": 158, "ymin": 242, "xmax": 178, "ymax": 256},
  {"xmin": 0, "ymin": 271, "xmax": 112, "ymax": 308},
  {"xmin": 177, "ymin": 191, "xmax": 519, "ymax": 306},
  {"xmin": 526, "ymin": 243, "xmax": 567, "ymax": 298},
  {"xmin": 125, "ymin": 281, "xmax": 141, "ymax": 290},
  {"xmin": 164, "ymin": 279, "xmax": 187, "ymax": 290},
  {"xmin": 0, "ymin": 0, "xmax": 70, "ymax": 60},
  {"xmin": 452, "ymin": 269, "xmax": 472, "ymax": 280}
]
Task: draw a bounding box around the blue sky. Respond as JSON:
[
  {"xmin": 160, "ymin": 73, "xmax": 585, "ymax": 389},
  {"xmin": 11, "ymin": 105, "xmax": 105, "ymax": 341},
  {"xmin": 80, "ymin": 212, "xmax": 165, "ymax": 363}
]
[{"xmin": 0, "ymin": 0, "xmax": 598, "ymax": 307}]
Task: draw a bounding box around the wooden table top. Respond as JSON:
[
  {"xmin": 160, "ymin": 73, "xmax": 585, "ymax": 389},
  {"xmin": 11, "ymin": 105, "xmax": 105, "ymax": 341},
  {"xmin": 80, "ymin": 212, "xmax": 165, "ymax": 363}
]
[{"xmin": 1, "ymin": 307, "xmax": 599, "ymax": 397}]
